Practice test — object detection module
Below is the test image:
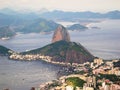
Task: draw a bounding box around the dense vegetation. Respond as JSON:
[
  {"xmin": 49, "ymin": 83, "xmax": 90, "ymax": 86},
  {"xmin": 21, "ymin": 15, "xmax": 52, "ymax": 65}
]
[
  {"xmin": 113, "ymin": 60, "xmax": 120, "ymax": 67},
  {"xmin": 22, "ymin": 40, "xmax": 92, "ymax": 56},
  {"xmin": 22, "ymin": 40, "xmax": 94, "ymax": 63},
  {"xmin": 66, "ymin": 77, "xmax": 86, "ymax": 87},
  {"xmin": 97, "ymin": 74, "xmax": 120, "ymax": 82}
]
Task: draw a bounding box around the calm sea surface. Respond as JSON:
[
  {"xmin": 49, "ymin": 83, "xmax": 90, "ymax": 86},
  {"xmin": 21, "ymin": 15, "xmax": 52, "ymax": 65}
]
[
  {"xmin": 0, "ymin": 19, "xmax": 120, "ymax": 90},
  {"xmin": 0, "ymin": 56, "xmax": 61, "ymax": 90}
]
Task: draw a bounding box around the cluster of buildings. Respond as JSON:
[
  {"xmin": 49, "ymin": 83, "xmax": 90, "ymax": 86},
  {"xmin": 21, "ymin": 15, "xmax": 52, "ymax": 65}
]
[
  {"xmin": 10, "ymin": 53, "xmax": 120, "ymax": 90},
  {"xmin": 99, "ymin": 82, "xmax": 120, "ymax": 90},
  {"xmin": 34, "ymin": 58, "xmax": 120, "ymax": 90},
  {"xmin": 9, "ymin": 53, "xmax": 84, "ymax": 66},
  {"xmin": 38, "ymin": 75, "xmax": 95, "ymax": 90},
  {"xmin": 9, "ymin": 53, "xmax": 52, "ymax": 62},
  {"xmin": 31, "ymin": 75, "xmax": 96, "ymax": 90},
  {"xmin": 92, "ymin": 58, "xmax": 120, "ymax": 76}
]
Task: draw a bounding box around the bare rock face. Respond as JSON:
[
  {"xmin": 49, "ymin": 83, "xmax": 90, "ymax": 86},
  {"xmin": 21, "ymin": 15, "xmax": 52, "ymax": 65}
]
[{"xmin": 52, "ymin": 25, "xmax": 70, "ymax": 43}]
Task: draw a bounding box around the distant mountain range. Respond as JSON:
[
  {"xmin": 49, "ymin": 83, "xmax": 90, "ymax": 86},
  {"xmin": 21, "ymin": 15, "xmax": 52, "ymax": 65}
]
[
  {"xmin": 0, "ymin": 26, "xmax": 16, "ymax": 39},
  {"xmin": 0, "ymin": 8, "xmax": 59, "ymax": 38},
  {"xmin": 39, "ymin": 10, "xmax": 120, "ymax": 21},
  {"xmin": 0, "ymin": 8, "xmax": 120, "ymax": 38},
  {"xmin": 0, "ymin": 17, "xmax": 58, "ymax": 38},
  {"xmin": 0, "ymin": 8, "xmax": 120, "ymax": 20}
]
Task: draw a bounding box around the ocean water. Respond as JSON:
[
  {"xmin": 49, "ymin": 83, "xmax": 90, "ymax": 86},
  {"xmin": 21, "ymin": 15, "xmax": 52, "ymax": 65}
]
[
  {"xmin": 0, "ymin": 56, "xmax": 61, "ymax": 90},
  {"xmin": 69, "ymin": 19, "xmax": 120, "ymax": 59},
  {"xmin": 0, "ymin": 19, "xmax": 120, "ymax": 90}
]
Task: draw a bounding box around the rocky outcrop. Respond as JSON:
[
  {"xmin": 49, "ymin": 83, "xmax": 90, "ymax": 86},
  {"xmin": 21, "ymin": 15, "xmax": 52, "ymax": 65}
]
[
  {"xmin": 10, "ymin": 25, "xmax": 94, "ymax": 64},
  {"xmin": 52, "ymin": 25, "xmax": 70, "ymax": 43}
]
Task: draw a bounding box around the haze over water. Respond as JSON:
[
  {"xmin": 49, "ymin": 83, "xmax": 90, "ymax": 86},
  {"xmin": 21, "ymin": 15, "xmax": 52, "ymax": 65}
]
[
  {"xmin": 0, "ymin": 19, "xmax": 120, "ymax": 90},
  {"xmin": 0, "ymin": 56, "xmax": 61, "ymax": 90},
  {"xmin": 0, "ymin": 19, "xmax": 120, "ymax": 59}
]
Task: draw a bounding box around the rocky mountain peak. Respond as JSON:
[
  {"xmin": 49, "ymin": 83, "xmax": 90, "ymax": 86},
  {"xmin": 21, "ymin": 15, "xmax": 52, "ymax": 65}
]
[{"xmin": 52, "ymin": 25, "xmax": 70, "ymax": 43}]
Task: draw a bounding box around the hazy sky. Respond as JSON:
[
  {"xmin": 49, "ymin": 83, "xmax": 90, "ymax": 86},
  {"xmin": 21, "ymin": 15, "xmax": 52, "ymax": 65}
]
[{"xmin": 0, "ymin": 0, "xmax": 120, "ymax": 12}]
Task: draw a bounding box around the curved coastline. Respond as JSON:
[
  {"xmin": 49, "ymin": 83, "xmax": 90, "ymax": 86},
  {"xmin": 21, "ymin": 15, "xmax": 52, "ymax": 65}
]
[{"xmin": 9, "ymin": 53, "xmax": 81, "ymax": 66}]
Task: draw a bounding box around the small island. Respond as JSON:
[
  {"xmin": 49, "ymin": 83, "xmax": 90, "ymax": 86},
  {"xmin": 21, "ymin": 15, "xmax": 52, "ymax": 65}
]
[{"xmin": 67, "ymin": 24, "xmax": 88, "ymax": 31}]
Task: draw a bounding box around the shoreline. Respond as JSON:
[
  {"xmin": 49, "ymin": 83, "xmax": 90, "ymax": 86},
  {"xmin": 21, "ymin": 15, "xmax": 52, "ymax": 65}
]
[{"xmin": 9, "ymin": 54, "xmax": 85, "ymax": 67}]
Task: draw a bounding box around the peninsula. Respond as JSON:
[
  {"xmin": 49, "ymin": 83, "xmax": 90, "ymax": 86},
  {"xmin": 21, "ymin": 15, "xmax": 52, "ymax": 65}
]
[{"xmin": 9, "ymin": 25, "xmax": 94, "ymax": 64}]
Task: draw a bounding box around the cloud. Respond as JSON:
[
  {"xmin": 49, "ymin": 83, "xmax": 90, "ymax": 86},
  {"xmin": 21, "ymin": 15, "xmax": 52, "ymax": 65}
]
[{"xmin": 0, "ymin": 0, "xmax": 120, "ymax": 12}]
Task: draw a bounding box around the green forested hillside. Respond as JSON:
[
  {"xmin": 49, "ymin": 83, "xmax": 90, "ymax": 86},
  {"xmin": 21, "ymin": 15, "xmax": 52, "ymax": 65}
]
[{"xmin": 22, "ymin": 40, "xmax": 94, "ymax": 63}]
